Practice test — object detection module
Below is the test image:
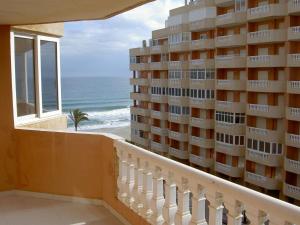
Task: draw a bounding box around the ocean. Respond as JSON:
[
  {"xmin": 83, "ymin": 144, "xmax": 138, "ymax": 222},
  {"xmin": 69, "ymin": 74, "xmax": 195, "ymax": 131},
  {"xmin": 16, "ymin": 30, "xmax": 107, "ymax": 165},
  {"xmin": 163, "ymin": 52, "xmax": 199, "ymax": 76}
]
[{"xmin": 61, "ymin": 76, "xmax": 131, "ymax": 131}]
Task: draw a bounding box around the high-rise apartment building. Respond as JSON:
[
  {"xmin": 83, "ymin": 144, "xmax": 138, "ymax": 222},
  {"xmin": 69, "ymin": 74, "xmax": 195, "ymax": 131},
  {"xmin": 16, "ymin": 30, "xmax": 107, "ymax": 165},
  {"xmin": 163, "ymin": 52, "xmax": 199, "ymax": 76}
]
[{"xmin": 129, "ymin": 0, "xmax": 300, "ymax": 205}]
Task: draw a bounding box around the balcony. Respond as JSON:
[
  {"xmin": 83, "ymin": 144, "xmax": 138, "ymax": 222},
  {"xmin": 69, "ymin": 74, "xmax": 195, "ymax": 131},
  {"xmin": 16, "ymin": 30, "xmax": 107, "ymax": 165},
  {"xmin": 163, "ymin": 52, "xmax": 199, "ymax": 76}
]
[
  {"xmin": 287, "ymin": 54, "xmax": 300, "ymax": 67},
  {"xmin": 247, "ymin": 29, "xmax": 286, "ymax": 44},
  {"xmin": 247, "ymin": 55, "xmax": 286, "ymax": 68},
  {"xmin": 247, "ymin": 4, "xmax": 286, "ymax": 22},
  {"xmin": 152, "ymin": 27, "xmax": 169, "ymax": 39},
  {"xmin": 247, "ymin": 126, "xmax": 283, "ymax": 143},
  {"xmin": 169, "ymin": 42, "xmax": 190, "ymax": 52},
  {"xmin": 247, "ymin": 80, "xmax": 285, "ymax": 93},
  {"xmin": 287, "ymin": 81, "xmax": 300, "ymax": 94},
  {"xmin": 215, "ymin": 101, "xmax": 246, "ymax": 113},
  {"xmin": 215, "ymin": 122, "xmax": 245, "ymax": 135},
  {"xmin": 215, "ymin": 34, "xmax": 246, "ymax": 48},
  {"xmin": 169, "ymin": 130, "xmax": 188, "ymax": 142},
  {"xmin": 168, "ymin": 78, "xmax": 189, "ymax": 88},
  {"xmin": 130, "ymin": 106, "xmax": 150, "ymax": 117},
  {"xmin": 130, "ymin": 92, "xmax": 150, "ymax": 101},
  {"xmin": 131, "ymin": 134, "xmax": 150, "ymax": 148},
  {"xmin": 151, "ymin": 126, "xmax": 168, "ymax": 136},
  {"xmin": 246, "ymin": 149, "xmax": 282, "ymax": 167},
  {"xmin": 130, "ymin": 63, "xmax": 150, "ymax": 71},
  {"xmin": 130, "ymin": 47, "xmax": 150, "ymax": 56},
  {"xmin": 284, "ymin": 183, "xmax": 300, "ymax": 201},
  {"xmin": 168, "ymin": 96, "xmax": 189, "ymax": 105},
  {"xmin": 150, "ymin": 44, "xmax": 168, "ymax": 54},
  {"xmin": 216, "ymin": 79, "xmax": 246, "ymax": 91},
  {"xmin": 189, "ymin": 79, "xmax": 214, "ymax": 89},
  {"xmin": 150, "ymin": 78, "xmax": 168, "ymax": 87},
  {"xmin": 168, "ymin": 61, "xmax": 189, "ymax": 70},
  {"xmin": 151, "ymin": 110, "xmax": 168, "ymax": 120},
  {"xmin": 215, "ymin": 0, "xmax": 234, "ymax": 6},
  {"xmin": 189, "ymin": 153, "xmax": 213, "ymax": 168},
  {"xmin": 149, "ymin": 62, "xmax": 168, "ymax": 70},
  {"xmin": 190, "ymin": 39, "xmax": 214, "ymax": 50},
  {"xmin": 215, "ymin": 142, "xmax": 245, "ymax": 156},
  {"xmin": 215, "ymin": 55, "xmax": 246, "ymax": 68},
  {"xmin": 245, "ymin": 172, "xmax": 281, "ymax": 190},
  {"xmin": 287, "ymin": 107, "xmax": 300, "ymax": 122},
  {"xmin": 190, "ymin": 136, "xmax": 214, "ymax": 148},
  {"xmin": 288, "ymin": 26, "xmax": 300, "ymax": 41},
  {"xmin": 190, "ymin": 117, "xmax": 214, "ymax": 129},
  {"xmin": 247, "ymin": 104, "xmax": 284, "ymax": 118},
  {"xmin": 189, "ymin": 0, "xmax": 215, "ymax": 7},
  {"xmin": 286, "ymin": 133, "xmax": 300, "ymax": 148},
  {"xmin": 168, "ymin": 146, "xmax": 189, "ymax": 159},
  {"xmin": 288, "ymin": 0, "xmax": 300, "ymax": 15},
  {"xmin": 215, "ymin": 162, "xmax": 243, "ymax": 178},
  {"xmin": 151, "ymin": 94, "xmax": 168, "ymax": 103},
  {"xmin": 168, "ymin": 113, "xmax": 189, "ymax": 124},
  {"xmin": 151, "ymin": 140, "xmax": 168, "ymax": 154},
  {"xmin": 190, "ymin": 98, "xmax": 215, "ymax": 109},
  {"xmin": 189, "ymin": 59, "xmax": 214, "ymax": 69},
  {"xmin": 189, "ymin": 18, "xmax": 215, "ymax": 31},
  {"xmin": 130, "ymin": 78, "xmax": 149, "ymax": 86},
  {"xmin": 216, "ymin": 11, "xmax": 247, "ymax": 27},
  {"xmin": 285, "ymin": 158, "xmax": 300, "ymax": 175}
]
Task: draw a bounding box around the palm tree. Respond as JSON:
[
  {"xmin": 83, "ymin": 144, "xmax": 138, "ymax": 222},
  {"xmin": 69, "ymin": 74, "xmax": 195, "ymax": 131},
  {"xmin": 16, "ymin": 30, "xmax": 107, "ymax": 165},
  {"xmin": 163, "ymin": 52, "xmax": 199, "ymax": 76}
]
[{"xmin": 69, "ymin": 109, "xmax": 89, "ymax": 131}]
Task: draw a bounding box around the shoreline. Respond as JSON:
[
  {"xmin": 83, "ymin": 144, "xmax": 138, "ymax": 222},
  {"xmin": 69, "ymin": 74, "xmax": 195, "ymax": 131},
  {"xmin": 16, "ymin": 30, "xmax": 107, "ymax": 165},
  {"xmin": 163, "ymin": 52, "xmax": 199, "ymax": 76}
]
[{"xmin": 83, "ymin": 125, "xmax": 131, "ymax": 141}]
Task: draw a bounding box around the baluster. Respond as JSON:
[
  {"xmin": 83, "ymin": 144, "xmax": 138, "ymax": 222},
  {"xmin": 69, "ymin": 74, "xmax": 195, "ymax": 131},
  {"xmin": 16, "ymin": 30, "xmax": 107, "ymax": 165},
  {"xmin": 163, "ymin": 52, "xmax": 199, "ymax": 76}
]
[
  {"xmin": 206, "ymin": 193, "xmax": 224, "ymax": 225},
  {"xmin": 189, "ymin": 184, "xmax": 207, "ymax": 225},
  {"xmin": 268, "ymin": 216, "xmax": 291, "ymax": 225},
  {"xmin": 225, "ymin": 200, "xmax": 243, "ymax": 225},
  {"xmin": 141, "ymin": 161, "xmax": 153, "ymax": 222},
  {"xmin": 175, "ymin": 178, "xmax": 192, "ymax": 225},
  {"xmin": 132, "ymin": 157, "xmax": 143, "ymax": 215},
  {"xmin": 151, "ymin": 167, "xmax": 165, "ymax": 225},
  {"xmin": 246, "ymin": 208, "xmax": 266, "ymax": 225},
  {"xmin": 125, "ymin": 154, "xmax": 135, "ymax": 207},
  {"xmin": 163, "ymin": 172, "xmax": 178, "ymax": 225},
  {"xmin": 116, "ymin": 148, "xmax": 128, "ymax": 203}
]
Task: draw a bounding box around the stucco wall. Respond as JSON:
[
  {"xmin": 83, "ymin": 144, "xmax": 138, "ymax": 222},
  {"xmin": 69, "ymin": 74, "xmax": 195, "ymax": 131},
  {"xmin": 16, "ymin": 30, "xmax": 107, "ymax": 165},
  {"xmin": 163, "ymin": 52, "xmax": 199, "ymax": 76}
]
[{"xmin": 13, "ymin": 23, "xmax": 64, "ymax": 37}]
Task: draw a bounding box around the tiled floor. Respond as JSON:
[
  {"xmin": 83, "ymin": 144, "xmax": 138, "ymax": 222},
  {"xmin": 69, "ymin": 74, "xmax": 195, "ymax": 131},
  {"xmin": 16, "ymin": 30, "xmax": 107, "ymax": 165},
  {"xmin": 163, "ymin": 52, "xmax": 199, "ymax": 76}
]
[{"xmin": 0, "ymin": 194, "xmax": 124, "ymax": 225}]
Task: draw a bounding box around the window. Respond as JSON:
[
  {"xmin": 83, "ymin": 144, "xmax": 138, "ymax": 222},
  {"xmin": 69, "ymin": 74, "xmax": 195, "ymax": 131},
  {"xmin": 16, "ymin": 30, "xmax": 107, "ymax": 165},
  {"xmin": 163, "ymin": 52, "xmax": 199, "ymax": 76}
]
[
  {"xmin": 12, "ymin": 33, "xmax": 61, "ymax": 124},
  {"xmin": 247, "ymin": 139, "xmax": 283, "ymax": 155}
]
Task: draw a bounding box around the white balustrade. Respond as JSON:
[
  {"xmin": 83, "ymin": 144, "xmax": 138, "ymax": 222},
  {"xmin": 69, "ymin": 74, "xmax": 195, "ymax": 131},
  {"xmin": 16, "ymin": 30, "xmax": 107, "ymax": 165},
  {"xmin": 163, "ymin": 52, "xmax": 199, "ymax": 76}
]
[
  {"xmin": 289, "ymin": 81, "xmax": 300, "ymax": 89},
  {"xmin": 114, "ymin": 140, "xmax": 300, "ymax": 225},
  {"xmin": 249, "ymin": 5, "xmax": 270, "ymax": 15},
  {"xmin": 248, "ymin": 104, "xmax": 269, "ymax": 112},
  {"xmin": 249, "ymin": 55, "xmax": 270, "ymax": 62}
]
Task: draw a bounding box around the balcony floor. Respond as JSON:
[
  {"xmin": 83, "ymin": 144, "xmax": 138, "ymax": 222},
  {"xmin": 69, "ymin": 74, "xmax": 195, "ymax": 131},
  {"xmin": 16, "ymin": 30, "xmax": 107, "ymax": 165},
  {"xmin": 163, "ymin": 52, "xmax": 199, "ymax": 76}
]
[{"xmin": 0, "ymin": 193, "xmax": 124, "ymax": 225}]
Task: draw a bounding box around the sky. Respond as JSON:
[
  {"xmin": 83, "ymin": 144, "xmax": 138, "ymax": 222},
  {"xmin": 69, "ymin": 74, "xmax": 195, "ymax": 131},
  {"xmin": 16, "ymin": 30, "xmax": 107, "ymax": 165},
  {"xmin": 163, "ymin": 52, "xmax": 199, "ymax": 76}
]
[{"xmin": 60, "ymin": 0, "xmax": 183, "ymax": 78}]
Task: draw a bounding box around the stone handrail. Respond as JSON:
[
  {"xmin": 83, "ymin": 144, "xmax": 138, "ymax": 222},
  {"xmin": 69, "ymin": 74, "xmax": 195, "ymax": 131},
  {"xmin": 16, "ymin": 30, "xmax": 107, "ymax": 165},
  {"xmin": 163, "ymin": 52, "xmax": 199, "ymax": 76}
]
[{"xmin": 114, "ymin": 139, "xmax": 300, "ymax": 225}]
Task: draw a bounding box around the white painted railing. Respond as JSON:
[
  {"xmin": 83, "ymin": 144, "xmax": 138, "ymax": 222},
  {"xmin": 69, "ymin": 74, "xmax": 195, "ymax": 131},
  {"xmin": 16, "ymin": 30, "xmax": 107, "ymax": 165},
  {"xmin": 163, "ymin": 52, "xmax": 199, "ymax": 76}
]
[
  {"xmin": 249, "ymin": 30, "xmax": 271, "ymax": 39},
  {"xmin": 249, "ymin": 55, "xmax": 270, "ymax": 62},
  {"xmin": 248, "ymin": 5, "xmax": 270, "ymax": 15},
  {"xmin": 248, "ymin": 104, "xmax": 269, "ymax": 112},
  {"xmin": 290, "ymin": 107, "xmax": 300, "ymax": 116},
  {"xmin": 288, "ymin": 133, "xmax": 300, "ymax": 144},
  {"xmin": 115, "ymin": 140, "xmax": 300, "ymax": 225},
  {"xmin": 289, "ymin": 81, "xmax": 300, "ymax": 89},
  {"xmin": 292, "ymin": 26, "xmax": 300, "ymax": 33},
  {"xmin": 290, "ymin": 53, "xmax": 300, "ymax": 61},
  {"xmin": 248, "ymin": 127, "xmax": 268, "ymax": 136}
]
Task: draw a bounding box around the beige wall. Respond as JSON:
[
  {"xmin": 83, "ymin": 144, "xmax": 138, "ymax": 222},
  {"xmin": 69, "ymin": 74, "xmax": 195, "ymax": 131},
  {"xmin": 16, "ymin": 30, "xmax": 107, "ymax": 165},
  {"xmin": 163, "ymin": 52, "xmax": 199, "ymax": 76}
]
[
  {"xmin": 13, "ymin": 23, "xmax": 64, "ymax": 37},
  {"xmin": 19, "ymin": 115, "xmax": 68, "ymax": 130}
]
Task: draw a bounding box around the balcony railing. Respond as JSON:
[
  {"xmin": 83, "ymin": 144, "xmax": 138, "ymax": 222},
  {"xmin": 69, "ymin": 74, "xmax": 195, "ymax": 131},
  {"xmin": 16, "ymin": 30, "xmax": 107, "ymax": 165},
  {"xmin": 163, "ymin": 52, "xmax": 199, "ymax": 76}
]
[
  {"xmin": 190, "ymin": 39, "xmax": 214, "ymax": 50},
  {"xmin": 288, "ymin": 53, "xmax": 300, "ymax": 67},
  {"xmin": 247, "ymin": 4, "xmax": 286, "ymax": 21},
  {"xmin": 216, "ymin": 79, "xmax": 246, "ymax": 91},
  {"xmin": 247, "ymin": 55, "xmax": 286, "ymax": 67},
  {"xmin": 286, "ymin": 133, "xmax": 300, "ymax": 148},
  {"xmin": 247, "ymin": 104, "xmax": 284, "ymax": 118},
  {"xmin": 189, "ymin": 153, "xmax": 213, "ymax": 168},
  {"xmin": 285, "ymin": 158, "xmax": 300, "ymax": 174},
  {"xmin": 288, "ymin": 0, "xmax": 300, "ymax": 14},
  {"xmin": 215, "ymin": 34, "xmax": 246, "ymax": 47},
  {"xmin": 287, "ymin": 81, "xmax": 300, "ymax": 94},
  {"xmin": 284, "ymin": 183, "xmax": 300, "ymax": 201},
  {"xmin": 288, "ymin": 26, "xmax": 300, "ymax": 40},
  {"xmin": 115, "ymin": 140, "xmax": 300, "ymax": 224},
  {"xmin": 215, "ymin": 162, "xmax": 243, "ymax": 178},
  {"xmin": 246, "ymin": 149, "xmax": 282, "ymax": 167},
  {"xmin": 286, "ymin": 107, "xmax": 300, "ymax": 121},
  {"xmin": 247, "ymin": 29, "xmax": 286, "ymax": 44},
  {"xmin": 247, "ymin": 80, "xmax": 285, "ymax": 93},
  {"xmin": 215, "ymin": 55, "xmax": 246, "ymax": 68},
  {"xmin": 245, "ymin": 171, "xmax": 281, "ymax": 190}
]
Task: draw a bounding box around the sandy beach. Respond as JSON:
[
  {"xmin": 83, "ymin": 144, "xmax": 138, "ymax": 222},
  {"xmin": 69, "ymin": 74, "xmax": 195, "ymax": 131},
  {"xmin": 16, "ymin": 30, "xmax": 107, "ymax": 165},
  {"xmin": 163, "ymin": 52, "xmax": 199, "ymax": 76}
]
[{"xmin": 85, "ymin": 125, "xmax": 131, "ymax": 141}]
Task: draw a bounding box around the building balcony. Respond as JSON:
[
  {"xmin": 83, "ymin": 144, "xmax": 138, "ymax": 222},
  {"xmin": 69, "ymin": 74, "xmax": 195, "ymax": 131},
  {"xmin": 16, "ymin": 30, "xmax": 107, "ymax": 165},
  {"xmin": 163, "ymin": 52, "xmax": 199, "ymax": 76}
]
[
  {"xmin": 168, "ymin": 96, "xmax": 189, "ymax": 105},
  {"xmin": 247, "ymin": 104, "xmax": 284, "ymax": 118},
  {"xmin": 168, "ymin": 146, "xmax": 189, "ymax": 159},
  {"xmin": 247, "ymin": 55, "xmax": 286, "ymax": 68},
  {"xmin": 216, "ymin": 79, "xmax": 246, "ymax": 91},
  {"xmin": 130, "ymin": 106, "xmax": 150, "ymax": 117},
  {"xmin": 288, "ymin": 0, "xmax": 300, "ymax": 15},
  {"xmin": 247, "ymin": 126, "xmax": 283, "ymax": 143},
  {"xmin": 215, "ymin": 101, "xmax": 246, "ymax": 113},
  {"xmin": 247, "ymin": 4, "xmax": 286, "ymax": 22},
  {"xmin": 189, "ymin": 0, "xmax": 215, "ymax": 7},
  {"xmin": 215, "ymin": 162, "xmax": 243, "ymax": 178},
  {"xmin": 150, "ymin": 78, "xmax": 168, "ymax": 87},
  {"xmin": 247, "ymin": 29, "xmax": 286, "ymax": 44},
  {"xmin": 287, "ymin": 81, "xmax": 300, "ymax": 94},
  {"xmin": 152, "ymin": 27, "xmax": 169, "ymax": 39},
  {"xmin": 129, "ymin": 47, "xmax": 150, "ymax": 56},
  {"xmin": 131, "ymin": 134, "xmax": 150, "ymax": 148},
  {"xmin": 246, "ymin": 149, "xmax": 282, "ymax": 167},
  {"xmin": 130, "ymin": 78, "xmax": 149, "ymax": 86},
  {"xmin": 215, "ymin": 34, "xmax": 246, "ymax": 48},
  {"xmin": 286, "ymin": 133, "xmax": 300, "ymax": 148},
  {"xmin": 190, "ymin": 136, "xmax": 214, "ymax": 148},
  {"xmin": 168, "ymin": 61, "xmax": 189, "ymax": 70},
  {"xmin": 247, "ymin": 80, "xmax": 285, "ymax": 93},
  {"xmin": 130, "ymin": 92, "xmax": 150, "ymax": 101},
  {"xmin": 168, "ymin": 78, "xmax": 189, "ymax": 88},
  {"xmin": 189, "ymin": 18, "xmax": 215, "ymax": 31},
  {"xmin": 189, "ymin": 153, "xmax": 213, "ymax": 168},
  {"xmin": 189, "ymin": 79, "xmax": 214, "ymax": 89},
  {"xmin": 169, "ymin": 42, "xmax": 190, "ymax": 52},
  {"xmin": 190, "ymin": 39, "xmax": 214, "ymax": 50},
  {"xmin": 150, "ymin": 94, "xmax": 168, "ymax": 103},
  {"xmin": 215, "ymin": 0, "xmax": 234, "ymax": 7},
  {"xmin": 284, "ymin": 183, "xmax": 300, "ymax": 201},
  {"xmin": 287, "ymin": 54, "xmax": 300, "ymax": 67},
  {"xmin": 150, "ymin": 110, "xmax": 168, "ymax": 120},
  {"xmin": 215, "ymin": 122, "xmax": 245, "ymax": 135},
  {"xmin": 216, "ymin": 11, "xmax": 247, "ymax": 27},
  {"xmin": 215, "ymin": 142, "xmax": 245, "ymax": 156},
  {"xmin": 131, "ymin": 121, "xmax": 150, "ymax": 132},
  {"xmin": 168, "ymin": 113, "xmax": 189, "ymax": 124},
  {"xmin": 151, "ymin": 126, "xmax": 168, "ymax": 136},
  {"xmin": 190, "ymin": 117, "xmax": 214, "ymax": 129},
  {"xmin": 150, "ymin": 44, "xmax": 168, "ymax": 54},
  {"xmin": 168, "ymin": 24, "xmax": 189, "ymax": 35},
  {"xmin": 287, "ymin": 107, "xmax": 300, "ymax": 122},
  {"xmin": 285, "ymin": 158, "xmax": 300, "ymax": 175},
  {"xmin": 189, "ymin": 59, "xmax": 214, "ymax": 69},
  {"xmin": 151, "ymin": 140, "xmax": 168, "ymax": 154},
  {"xmin": 169, "ymin": 130, "xmax": 188, "ymax": 142},
  {"xmin": 190, "ymin": 98, "xmax": 215, "ymax": 109},
  {"xmin": 149, "ymin": 61, "xmax": 168, "ymax": 70},
  {"xmin": 215, "ymin": 55, "xmax": 246, "ymax": 68},
  {"xmin": 130, "ymin": 63, "xmax": 150, "ymax": 71},
  {"xmin": 288, "ymin": 26, "xmax": 300, "ymax": 41},
  {"xmin": 245, "ymin": 172, "xmax": 281, "ymax": 190}
]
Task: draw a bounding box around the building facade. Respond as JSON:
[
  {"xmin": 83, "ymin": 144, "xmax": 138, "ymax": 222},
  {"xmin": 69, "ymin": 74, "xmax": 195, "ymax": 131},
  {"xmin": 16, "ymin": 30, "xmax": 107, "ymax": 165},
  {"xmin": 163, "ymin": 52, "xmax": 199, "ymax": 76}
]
[{"xmin": 129, "ymin": 0, "xmax": 300, "ymax": 205}]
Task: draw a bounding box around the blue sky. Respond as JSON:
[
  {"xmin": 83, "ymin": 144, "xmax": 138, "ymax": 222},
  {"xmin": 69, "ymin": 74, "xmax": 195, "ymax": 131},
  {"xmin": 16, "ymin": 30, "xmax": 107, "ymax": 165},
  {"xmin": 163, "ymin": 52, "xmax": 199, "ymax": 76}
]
[{"xmin": 60, "ymin": 0, "xmax": 183, "ymax": 78}]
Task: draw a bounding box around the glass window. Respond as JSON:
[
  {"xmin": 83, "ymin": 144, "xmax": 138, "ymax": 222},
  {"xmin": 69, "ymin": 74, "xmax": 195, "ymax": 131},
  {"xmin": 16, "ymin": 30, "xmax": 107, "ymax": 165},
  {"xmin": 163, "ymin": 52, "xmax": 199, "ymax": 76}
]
[{"xmin": 40, "ymin": 40, "xmax": 59, "ymax": 113}]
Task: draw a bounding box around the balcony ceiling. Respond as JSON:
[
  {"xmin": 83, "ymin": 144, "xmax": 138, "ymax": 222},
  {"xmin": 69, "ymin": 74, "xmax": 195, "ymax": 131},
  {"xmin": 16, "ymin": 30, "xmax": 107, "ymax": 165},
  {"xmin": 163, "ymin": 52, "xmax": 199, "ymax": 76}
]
[{"xmin": 0, "ymin": 0, "xmax": 153, "ymax": 25}]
